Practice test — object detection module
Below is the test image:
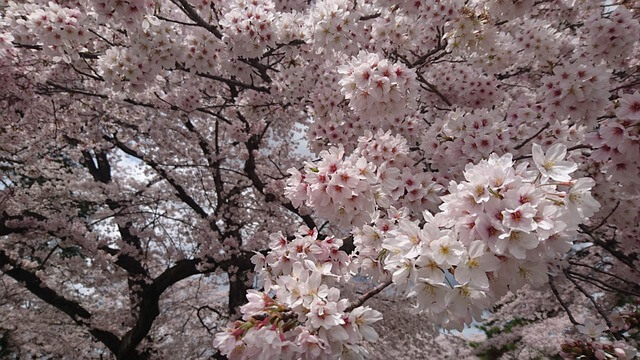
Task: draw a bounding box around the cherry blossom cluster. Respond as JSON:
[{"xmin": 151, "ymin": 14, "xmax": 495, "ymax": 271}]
[
  {"xmin": 285, "ymin": 146, "xmax": 380, "ymax": 228},
  {"xmin": 560, "ymin": 318, "xmax": 638, "ymax": 359},
  {"xmin": 305, "ymin": 113, "xmax": 423, "ymax": 154},
  {"xmin": 286, "ymin": 131, "xmax": 440, "ymax": 228},
  {"xmin": 305, "ymin": 0, "xmax": 359, "ymax": 54},
  {"xmin": 421, "ymin": 109, "xmax": 512, "ymax": 176},
  {"xmin": 361, "ymin": 3, "xmax": 458, "ymax": 58},
  {"xmin": 99, "ymin": 18, "xmax": 184, "ymax": 91},
  {"xmin": 466, "ymin": 31, "xmax": 520, "ymax": 74},
  {"xmin": 305, "ymin": 115, "xmax": 366, "ymax": 153},
  {"xmin": 161, "ymin": 79, "xmax": 202, "ymax": 112},
  {"xmin": 275, "ymin": 11, "xmax": 305, "ymax": 44},
  {"xmin": 219, "ymin": 0, "xmax": 277, "ymax": 58},
  {"xmin": 338, "ymin": 51, "xmax": 418, "ymax": 119},
  {"xmin": 271, "ymin": 55, "xmax": 315, "ymax": 104},
  {"xmin": 486, "ymin": 0, "xmax": 534, "ymax": 20},
  {"xmin": 183, "ymin": 28, "xmax": 228, "ymax": 75},
  {"xmin": 583, "ymin": 6, "xmax": 640, "ymax": 67},
  {"xmin": 350, "ymin": 144, "xmax": 599, "ymax": 329},
  {"xmin": 590, "ymin": 177, "xmax": 640, "ymax": 257},
  {"xmin": 366, "ymin": 11, "xmax": 420, "ymax": 54},
  {"xmin": 376, "ymin": 0, "xmax": 461, "ymax": 28},
  {"xmin": 448, "ymin": 6, "xmax": 495, "ymax": 53},
  {"xmin": 306, "ymin": 62, "xmax": 346, "ymax": 121},
  {"xmin": 587, "ymin": 91, "xmax": 640, "ymax": 195},
  {"xmin": 560, "ymin": 340, "xmax": 637, "ymax": 360},
  {"xmin": 4, "ymin": 0, "xmax": 640, "ymax": 358},
  {"xmin": 540, "ymin": 63, "xmax": 610, "ymax": 126},
  {"xmin": 7, "ymin": 1, "xmax": 89, "ymax": 62},
  {"xmin": 272, "ymin": 0, "xmax": 308, "ymax": 13},
  {"xmin": 99, "ymin": 47, "xmax": 145, "ymax": 91},
  {"xmin": 92, "ymin": 0, "xmax": 155, "ymax": 28},
  {"xmin": 514, "ymin": 19, "xmax": 563, "ymax": 66},
  {"xmin": 283, "ymin": 142, "xmax": 600, "ymax": 333},
  {"xmin": 425, "ymin": 63, "xmax": 503, "ymax": 108},
  {"xmin": 213, "ymin": 227, "xmax": 382, "ymax": 359},
  {"xmin": 305, "ymin": 58, "xmax": 424, "ymax": 150},
  {"xmin": 504, "ymin": 95, "xmax": 587, "ymax": 160},
  {"xmin": 253, "ymin": 227, "xmax": 352, "ymax": 290},
  {"xmin": 442, "ymin": 144, "xmax": 599, "ymax": 250},
  {"xmin": 355, "ymin": 130, "xmax": 441, "ymax": 213}
]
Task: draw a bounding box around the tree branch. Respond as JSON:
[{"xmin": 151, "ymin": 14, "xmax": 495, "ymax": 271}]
[
  {"xmin": 345, "ymin": 278, "xmax": 392, "ymax": 312},
  {"xmin": 564, "ymin": 270, "xmax": 623, "ymax": 340},
  {"xmin": 172, "ymin": 0, "xmax": 223, "ymax": 39},
  {"xmin": 578, "ymin": 224, "xmax": 637, "ymax": 270},
  {"xmin": 548, "ymin": 277, "xmax": 579, "ymax": 326},
  {"xmin": 0, "ymin": 250, "xmax": 121, "ymax": 355},
  {"xmin": 513, "ymin": 122, "xmax": 550, "ymax": 150},
  {"xmin": 242, "ymin": 129, "xmax": 316, "ymax": 229},
  {"xmin": 116, "ymin": 252, "xmax": 254, "ymax": 358}
]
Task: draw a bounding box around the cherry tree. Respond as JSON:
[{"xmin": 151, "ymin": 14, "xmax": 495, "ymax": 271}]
[{"xmin": 0, "ymin": 0, "xmax": 639, "ymax": 359}]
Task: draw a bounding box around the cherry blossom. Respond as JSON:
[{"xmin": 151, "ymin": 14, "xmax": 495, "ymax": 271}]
[
  {"xmin": 616, "ymin": 91, "xmax": 640, "ymax": 121},
  {"xmin": 532, "ymin": 143, "xmax": 578, "ymax": 182},
  {"xmin": 1, "ymin": 0, "xmax": 639, "ymax": 358}
]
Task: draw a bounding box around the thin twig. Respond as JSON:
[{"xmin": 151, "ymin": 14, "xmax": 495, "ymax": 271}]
[
  {"xmin": 549, "ymin": 277, "xmax": 580, "ymax": 326},
  {"xmin": 568, "ymin": 261, "xmax": 640, "ymax": 289},
  {"xmin": 346, "ymin": 278, "xmax": 393, "ymax": 312},
  {"xmin": 578, "ymin": 224, "xmax": 637, "ymax": 270},
  {"xmin": 513, "ymin": 123, "xmax": 550, "ymax": 150},
  {"xmin": 590, "ymin": 201, "xmax": 620, "ymax": 232},
  {"xmin": 567, "ymin": 270, "xmax": 640, "ymax": 297},
  {"xmin": 564, "ymin": 270, "xmax": 622, "ymax": 340}
]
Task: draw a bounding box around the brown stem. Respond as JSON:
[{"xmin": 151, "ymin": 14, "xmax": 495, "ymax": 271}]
[{"xmin": 346, "ymin": 278, "xmax": 393, "ymax": 312}]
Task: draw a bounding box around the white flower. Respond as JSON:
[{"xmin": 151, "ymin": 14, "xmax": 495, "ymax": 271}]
[
  {"xmin": 510, "ymin": 260, "xmax": 549, "ymax": 288},
  {"xmin": 531, "ymin": 143, "xmax": 577, "ymax": 182},
  {"xmin": 454, "ymin": 241, "xmax": 500, "ymax": 288},
  {"xmin": 430, "ymin": 236, "xmax": 464, "ymax": 266},
  {"xmin": 410, "ymin": 279, "xmax": 448, "ymax": 313},
  {"xmin": 495, "ymin": 230, "xmax": 539, "ymax": 259},
  {"xmin": 213, "ymin": 329, "xmax": 241, "ymax": 357},
  {"xmin": 502, "ymin": 203, "xmax": 538, "ymax": 232},
  {"xmin": 295, "ymin": 328, "xmax": 327, "ymax": 359},
  {"xmin": 445, "ymin": 284, "xmax": 488, "ymax": 320},
  {"xmin": 565, "ymin": 178, "xmax": 600, "ymax": 221},
  {"xmin": 616, "ymin": 91, "xmax": 640, "ymax": 121},
  {"xmin": 307, "ymin": 288, "xmax": 346, "ymax": 329},
  {"xmin": 415, "ymin": 253, "xmax": 446, "ymax": 283},
  {"xmin": 576, "ymin": 319, "xmax": 608, "ymax": 339},
  {"xmin": 349, "ymin": 306, "xmax": 383, "ymax": 342}
]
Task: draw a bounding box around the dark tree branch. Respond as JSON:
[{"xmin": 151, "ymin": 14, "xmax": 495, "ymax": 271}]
[
  {"xmin": 411, "ymin": 36, "xmax": 448, "ymax": 68},
  {"xmin": 345, "ymin": 278, "xmax": 392, "ymax": 312},
  {"xmin": 116, "ymin": 252, "xmax": 254, "ymax": 358},
  {"xmin": 172, "ymin": 0, "xmax": 223, "ymax": 39},
  {"xmin": 496, "ymin": 67, "xmax": 531, "ymax": 80},
  {"xmin": 590, "ymin": 201, "xmax": 620, "ymax": 232},
  {"xmin": 106, "ymin": 135, "xmax": 211, "ymax": 220},
  {"xmin": 0, "ymin": 250, "xmax": 121, "ymax": 355},
  {"xmin": 241, "ymin": 126, "xmax": 316, "ymax": 229},
  {"xmin": 182, "ymin": 117, "xmax": 226, "ymax": 215},
  {"xmin": 173, "ymin": 67, "xmax": 270, "ymax": 94},
  {"xmin": 549, "ymin": 277, "xmax": 580, "ymax": 326},
  {"xmin": 513, "ymin": 122, "xmax": 550, "ymax": 150},
  {"xmin": 415, "ymin": 73, "xmax": 452, "ymax": 107},
  {"xmin": 359, "ymin": 13, "xmax": 381, "ymax": 21},
  {"xmin": 564, "ymin": 270, "xmax": 623, "ymax": 340},
  {"xmin": 578, "ymin": 224, "xmax": 637, "ymax": 270},
  {"xmin": 12, "ymin": 42, "xmax": 101, "ymax": 59}
]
